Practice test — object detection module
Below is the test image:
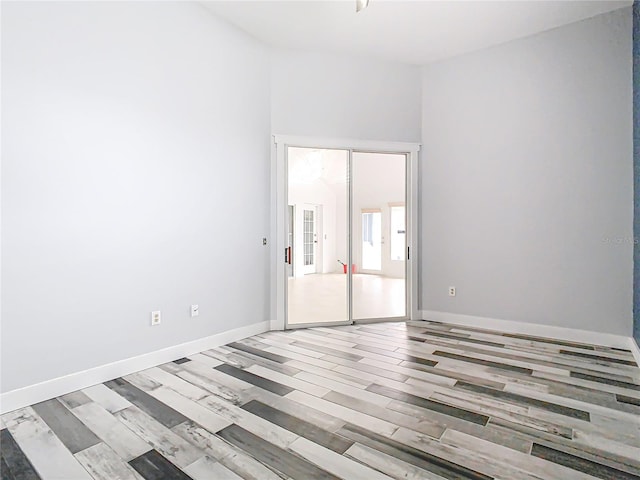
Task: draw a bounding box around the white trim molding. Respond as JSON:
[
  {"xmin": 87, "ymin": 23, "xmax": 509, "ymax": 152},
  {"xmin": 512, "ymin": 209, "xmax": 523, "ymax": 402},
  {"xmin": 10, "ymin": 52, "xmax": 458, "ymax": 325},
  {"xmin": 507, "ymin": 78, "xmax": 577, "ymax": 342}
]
[
  {"xmin": 420, "ymin": 310, "xmax": 632, "ymax": 349},
  {"xmin": 0, "ymin": 321, "xmax": 269, "ymax": 414},
  {"xmin": 271, "ymin": 134, "xmax": 421, "ymax": 330}
]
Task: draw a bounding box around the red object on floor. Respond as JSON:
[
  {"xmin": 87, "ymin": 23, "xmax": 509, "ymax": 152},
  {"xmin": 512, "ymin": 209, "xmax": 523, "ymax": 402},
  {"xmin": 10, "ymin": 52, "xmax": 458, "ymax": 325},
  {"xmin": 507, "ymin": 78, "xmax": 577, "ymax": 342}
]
[{"xmin": 343, "ymin": 264, "xmax": 357, "ymax": 274}]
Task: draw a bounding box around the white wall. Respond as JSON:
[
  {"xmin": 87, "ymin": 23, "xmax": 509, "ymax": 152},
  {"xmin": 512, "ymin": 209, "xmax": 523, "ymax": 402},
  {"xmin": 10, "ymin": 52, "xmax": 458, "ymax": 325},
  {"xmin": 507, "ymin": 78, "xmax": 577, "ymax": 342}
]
[
  {"xmin": 421, "ymin": 8, "xmax": 633, "ymax": 335},
  {"xmin": 271, "ymin": 50, "xmax": 422, "ymax": 142},
  {"xmin": 1, "ymin": 2, "xmax": 271, "ymax": 393}
]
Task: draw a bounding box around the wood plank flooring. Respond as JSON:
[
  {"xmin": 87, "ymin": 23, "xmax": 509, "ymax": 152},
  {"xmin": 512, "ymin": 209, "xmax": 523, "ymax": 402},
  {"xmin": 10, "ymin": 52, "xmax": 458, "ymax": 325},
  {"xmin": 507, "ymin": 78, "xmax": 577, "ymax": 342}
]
[{"xmin": 2, "ymin": 320, "xmax": 640, "ymax": 480}]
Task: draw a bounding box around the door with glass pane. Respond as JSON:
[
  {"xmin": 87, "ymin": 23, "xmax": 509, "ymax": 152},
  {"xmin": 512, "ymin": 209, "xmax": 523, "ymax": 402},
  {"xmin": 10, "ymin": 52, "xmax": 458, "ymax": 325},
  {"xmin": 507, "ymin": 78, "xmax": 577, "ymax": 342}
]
[{"xmin": 302, "ymin": 205, "xmax": 317, "ymax": 275}]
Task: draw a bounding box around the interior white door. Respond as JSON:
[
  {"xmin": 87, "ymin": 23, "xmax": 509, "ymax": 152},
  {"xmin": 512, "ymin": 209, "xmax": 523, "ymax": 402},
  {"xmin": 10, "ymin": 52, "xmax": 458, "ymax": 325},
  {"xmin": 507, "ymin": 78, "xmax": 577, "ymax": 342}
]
[{"xmin": 302, "ymin": 205, "xmax": 317, "ymax": 275}]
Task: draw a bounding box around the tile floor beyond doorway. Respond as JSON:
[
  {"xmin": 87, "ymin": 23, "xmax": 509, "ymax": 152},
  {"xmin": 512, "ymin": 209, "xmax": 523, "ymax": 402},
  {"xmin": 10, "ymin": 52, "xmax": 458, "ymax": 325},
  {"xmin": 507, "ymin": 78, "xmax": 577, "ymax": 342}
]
[{"xmin": 288, "ymin": 273, "xmax": 405, "ymax": 325}]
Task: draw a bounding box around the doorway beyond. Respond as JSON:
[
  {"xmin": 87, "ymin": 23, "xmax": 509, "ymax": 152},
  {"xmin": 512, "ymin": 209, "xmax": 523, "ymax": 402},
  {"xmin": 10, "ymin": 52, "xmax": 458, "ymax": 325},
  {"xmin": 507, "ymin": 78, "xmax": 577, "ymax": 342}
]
[{"xmin": 286, "ymin": 147, "xmax": 408, "ymax": 327}]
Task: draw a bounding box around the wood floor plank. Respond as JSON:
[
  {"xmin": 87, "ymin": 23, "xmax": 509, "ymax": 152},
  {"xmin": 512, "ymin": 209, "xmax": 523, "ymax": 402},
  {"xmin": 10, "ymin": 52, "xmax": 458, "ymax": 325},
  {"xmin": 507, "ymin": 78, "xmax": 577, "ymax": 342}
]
[
  {"xmin": 321, "ymin": 355, "xmax": 411, "ymax": 382},
  {"xmin": 169, "ymin": 362, "xmax": 254, "ymax": 405},
  {"xmin": 2, "ymin": 456, "xmax": 13, "ymax": 480},
  {"xmin": 180, "ymin": 360, "xmax": 255, "ymax": 392},
  {"xmin": 31, "ymin": 398, "xmax": 102, "ymax": 454},
  {"xmin": 213, "ymin": 364, "xmax": 294, "ymax": 396},
  {"xmin": 241, "ymin": 400, "xmax": 354, "ymax": 453},
  {"xmin": 244, "ymin": 364, "xmax": 331, "ymax": 397},
  {"xmin": 456, "ymin": 381, "xmax": 591, "ymax": 421},
  {"xmin": 367, "ymin": 383, "xmax": 489, "ymax": 425},
  {"xmin": 284, "ymin": 359, "xmax": 372, "ymax": 388},
  {"xmin": 430, "ymin": 391, "xmax": 574, "ymax": 440},
  {"xmin": 291, "ymin": 340, "xmax": 366, "ymax": 362},
  {"xmin": 145, "ymin": 387, "xmax": 232, "ymax": 435},
  {"xmin": 344, "ymin": 442, "xmax": 448, "ymax": 480},
  {"xmin": 289, "ymin": 436, "xmax": 395, "ymax": 480},
  {"xmin": 113, "ymin": 406, "xmax": 203, "ymax": 468},
  {"xmin": 128, "ymin": 449, "xmax": 193, "ymax": 480},
  {"xmin": 198, "ymin": 394, "xmax": 299, "ymax": 448},
  {"xmin": 82, "ymin": 383, "xmax": 133, "ymax": 413},
  {"xmin": 0, "ymin": 428, "xmax": 41, "ymax": 480},
  {"xmin": 227, "ymin": 341, "xmax": 292, "ymax": 363},
  {"xmin": 70, "ymin": 401, "xmax": 152, "ymax": 461},
  {"xmin": 171, "ymin": 421, "xmax": 283, "ymax": 480},
  {"xmin": 294, "ymin": 370, "xmax": 392, "ymax": 406},
  {"xmin": 531, "ymin": 443, "xmax": 640, "ymax": 480},
  {"xmin": 134, "ymin": 367, "xmax": 210, "ymax": 401},
  {"xmin": 391, "ymin": 426, "xmax": 546, "ymax": 480},
  {"xmin": 358, "ymin": 357, "xmax": 457, "ymax": 386},
  {"xmin": 58, "ymin": 391, "xmax": 92, "ymax": 410},
  {"xmin": 285, "ymin": 390, "xmax": 399, "ymax": 437},
  {"xmin": 182, "ymin": 455, "xmax": 242, "ymax": 480},
  {"xmin": 75, "ymin": 442, "xmax": 144, "ymax": 480},
  {"xmin": 338, "ymin": 423, "xmax": 494, "ymax": 480},
  {"xmin": 2, "ymin": 408, "xmax": 92, "ymax": 480},
  {"xmin": 322, "ymin": 391, "xmax": 446, "ymax": 439},
  {"xmin": 440, "ymin": 428, "xmax": 593, "ymax": 480},
  {"xmin": 217, "ymin": 424, "xmax": 340, "ymax": 480},
  {"xmin": 187, "ymin": 353, "xmax": 223, "ymax": 368},
  {"xmin": 106, "ymin": 378, "xmax": 190, "ymax": 428},
  {"xmin": 558, "ymin": 350, "xmax": 637, "ymax": 367},
  {"xmin": 243, "ymin": 387, "xmax": 346, "ymax": 433}
]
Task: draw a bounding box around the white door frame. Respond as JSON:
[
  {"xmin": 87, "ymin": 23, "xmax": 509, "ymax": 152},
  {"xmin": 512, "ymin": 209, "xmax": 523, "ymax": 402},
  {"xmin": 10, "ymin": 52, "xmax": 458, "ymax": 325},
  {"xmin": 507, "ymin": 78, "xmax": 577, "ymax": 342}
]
[{"xmin": 270, "ymin": 135, "xmax": 421, "ymax": 331}]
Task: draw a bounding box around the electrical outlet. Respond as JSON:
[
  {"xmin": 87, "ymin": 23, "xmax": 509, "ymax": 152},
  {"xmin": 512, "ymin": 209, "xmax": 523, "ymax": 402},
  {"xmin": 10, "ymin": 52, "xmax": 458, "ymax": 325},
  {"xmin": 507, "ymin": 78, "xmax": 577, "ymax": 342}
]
[
  {"xmin": 449, "ymin": 286, "xmax": 456, "ymax": 297},
  {"xmin": 190, "ymin": 304, "xmax": 199, "ymax": 317},
  {"xmin": 151, "ymin": 311, "xmax": 161, "ymax": 326},
  {"xmin": 262, "ymin": 237, "xmax": 268, "ymax": 245}
]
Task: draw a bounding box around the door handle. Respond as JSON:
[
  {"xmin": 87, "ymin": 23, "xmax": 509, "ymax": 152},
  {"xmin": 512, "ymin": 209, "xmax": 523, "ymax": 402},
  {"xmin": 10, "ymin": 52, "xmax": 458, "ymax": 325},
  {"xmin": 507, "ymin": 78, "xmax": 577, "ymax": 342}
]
[{"xmin": 285, "ymin": 246, "xmax": 292, "ymax": 264}]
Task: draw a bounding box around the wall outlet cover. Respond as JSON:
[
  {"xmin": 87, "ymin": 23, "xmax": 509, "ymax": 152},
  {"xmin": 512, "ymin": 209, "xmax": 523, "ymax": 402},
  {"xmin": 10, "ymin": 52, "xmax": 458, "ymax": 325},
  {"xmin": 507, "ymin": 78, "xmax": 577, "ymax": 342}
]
[{"xmin": 151, "ymin": 311, "xmax": 161, "ymax": 326}]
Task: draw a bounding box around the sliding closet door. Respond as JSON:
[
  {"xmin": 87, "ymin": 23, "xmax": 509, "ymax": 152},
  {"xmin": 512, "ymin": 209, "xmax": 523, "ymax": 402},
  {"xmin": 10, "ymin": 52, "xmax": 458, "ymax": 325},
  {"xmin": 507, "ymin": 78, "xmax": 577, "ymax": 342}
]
[{"xmin": 352, "ymin": 152, "xmax": 407, "ymax": 320}]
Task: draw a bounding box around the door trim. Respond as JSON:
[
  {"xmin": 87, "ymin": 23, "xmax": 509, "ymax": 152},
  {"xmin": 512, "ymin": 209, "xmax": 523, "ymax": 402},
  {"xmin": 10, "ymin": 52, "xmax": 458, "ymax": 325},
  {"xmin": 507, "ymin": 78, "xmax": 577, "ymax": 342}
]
[{"xmin": 271, "ymin": 135, "xmax": 421, "ymax": 330}]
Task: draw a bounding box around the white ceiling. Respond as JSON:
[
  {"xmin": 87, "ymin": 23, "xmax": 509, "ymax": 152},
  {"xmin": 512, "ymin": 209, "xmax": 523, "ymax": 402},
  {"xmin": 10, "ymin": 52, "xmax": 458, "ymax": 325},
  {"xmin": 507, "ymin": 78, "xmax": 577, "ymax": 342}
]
[{"xmin": 201, "ymin": 0, "xmax": 631, "ymax": 65}]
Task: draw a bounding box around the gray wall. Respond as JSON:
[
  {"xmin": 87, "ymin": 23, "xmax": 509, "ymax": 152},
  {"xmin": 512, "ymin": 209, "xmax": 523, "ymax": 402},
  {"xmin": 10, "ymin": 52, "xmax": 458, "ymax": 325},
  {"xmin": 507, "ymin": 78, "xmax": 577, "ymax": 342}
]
[
  {"xmin": 421, "ymin": 8, "xmax": 633, "ymax": 335},
  {"xmin": 1, "ymin": 2, "xmax": 271, "ymax": 392},
  {"xmin": 271, "ymin": 50, "xmax": 422, "ymax": 142},
  {"xmin": 633, "ymin": 0, "xmax": 640, "ymax": 346}
]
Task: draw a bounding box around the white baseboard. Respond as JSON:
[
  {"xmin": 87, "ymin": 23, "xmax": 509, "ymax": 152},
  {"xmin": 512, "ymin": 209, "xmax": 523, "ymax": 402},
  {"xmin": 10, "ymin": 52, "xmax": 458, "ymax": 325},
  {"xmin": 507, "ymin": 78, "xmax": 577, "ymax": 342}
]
[
  {"xmin": 0, "ymin": 321, "xmax": 269, "ymax": 414},
  {"xmin": 270, "ymin": 319, "xmax": 284, "ymax": 331},
  {"xmin": 629, "ymin": 337, "xmax": 640, "ymax": 366},
  {"xmin": 420, "ymin": 310, "xmax": 631, "ymax": 349}
]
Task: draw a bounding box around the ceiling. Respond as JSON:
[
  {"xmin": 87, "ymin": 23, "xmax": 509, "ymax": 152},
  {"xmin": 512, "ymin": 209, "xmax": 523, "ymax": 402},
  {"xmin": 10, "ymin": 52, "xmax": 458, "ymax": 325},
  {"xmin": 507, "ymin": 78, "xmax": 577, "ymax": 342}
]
[{"xmin": 200, "ymin": 0, "xmax": 631, "ymax": 65}]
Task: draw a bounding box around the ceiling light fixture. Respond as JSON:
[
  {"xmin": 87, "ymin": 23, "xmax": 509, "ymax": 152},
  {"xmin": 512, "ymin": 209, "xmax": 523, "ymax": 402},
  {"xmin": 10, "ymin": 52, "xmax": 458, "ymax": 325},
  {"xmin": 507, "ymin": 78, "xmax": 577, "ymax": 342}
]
[{"xmin": 356, "ymin": 0, "xmax": 370, "ymax": 13}]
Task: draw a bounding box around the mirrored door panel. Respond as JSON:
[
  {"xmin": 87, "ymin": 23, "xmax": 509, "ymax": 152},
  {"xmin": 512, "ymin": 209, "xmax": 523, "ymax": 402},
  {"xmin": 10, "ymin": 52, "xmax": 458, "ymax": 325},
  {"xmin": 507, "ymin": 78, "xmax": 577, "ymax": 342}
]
[
  {"xmin": 286, "ymin": 147, "xmax": 349, "ymax": 326},
  {"xmin": 352, "ymin": 152, "xmax": 407, "ymax": 320}
]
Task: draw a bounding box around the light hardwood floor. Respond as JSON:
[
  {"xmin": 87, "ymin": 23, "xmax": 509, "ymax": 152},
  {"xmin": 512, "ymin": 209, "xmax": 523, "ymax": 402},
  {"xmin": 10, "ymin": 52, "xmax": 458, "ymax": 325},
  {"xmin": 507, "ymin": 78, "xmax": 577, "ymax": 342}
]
[{"xmin": 2, "ymin": 321, "xmax": 640, "ymax": 480}]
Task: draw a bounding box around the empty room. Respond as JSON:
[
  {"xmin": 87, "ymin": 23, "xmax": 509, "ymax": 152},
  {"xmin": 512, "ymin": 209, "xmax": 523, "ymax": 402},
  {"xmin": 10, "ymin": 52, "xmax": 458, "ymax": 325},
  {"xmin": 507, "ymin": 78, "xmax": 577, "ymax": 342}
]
[{"xmin": 1, "ymin": 0, "xmax": 639, "ymax": 479}]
